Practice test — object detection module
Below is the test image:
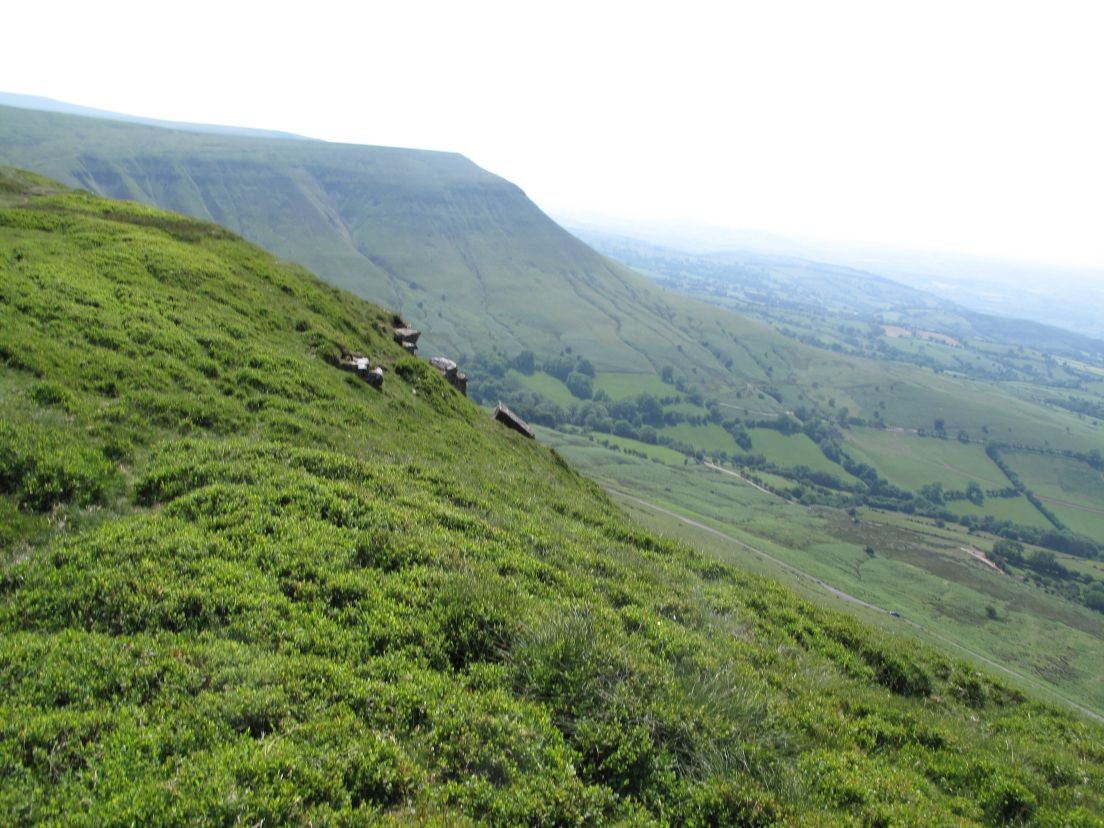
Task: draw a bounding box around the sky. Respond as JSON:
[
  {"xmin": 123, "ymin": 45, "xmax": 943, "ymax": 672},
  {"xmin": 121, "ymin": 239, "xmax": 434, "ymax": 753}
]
[{"xmin": 4, "ymin": 0, "xmax": 1104, "ymax": 269}]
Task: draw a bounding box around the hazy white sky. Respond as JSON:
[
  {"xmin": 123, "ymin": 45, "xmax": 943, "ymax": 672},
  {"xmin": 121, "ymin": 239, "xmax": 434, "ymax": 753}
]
[{"xmin": 4, "ymin": 0, "xmax": 1103, "ymax": 268}]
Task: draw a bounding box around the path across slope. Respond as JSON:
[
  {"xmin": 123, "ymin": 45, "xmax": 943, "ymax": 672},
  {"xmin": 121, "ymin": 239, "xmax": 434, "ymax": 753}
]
[{"xmin": 609, "ymin": 488, "xmax": 1104, "ymax": 725}]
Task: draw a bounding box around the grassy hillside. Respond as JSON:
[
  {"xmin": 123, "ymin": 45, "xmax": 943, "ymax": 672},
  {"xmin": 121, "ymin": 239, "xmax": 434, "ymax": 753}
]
[
  {"xmin": 3, "ymin": 99, "xmax": 1103, "ymax": 713},
  {"xmin": 4, "ymin": 104, "xmax": 1101, "ymax": 459},
  {"xmin": 545, "ymin": 429, "xmax": 1104, "ymax": 716},
  {"xmin": 0, "ymin": 103, "xmax": 740, "ymax": 377},
  {"xmin": 3, "ymin": 170, "xmax": 1103, "ymax": 824}
]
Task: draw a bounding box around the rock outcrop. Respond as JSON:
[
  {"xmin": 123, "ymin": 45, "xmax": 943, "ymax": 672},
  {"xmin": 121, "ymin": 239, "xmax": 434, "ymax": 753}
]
[
  {"xmin": 338, "ymin": 352, "xmax": 384, "ymax": 388},
  {"xmin": 393, "ymin": 327, "xmax": 421, "ymax": 352},
  {"xmin": 493, "ymin": 402, "xmax": 534, "ymax": 439},
  {"xmin": 430, "ymin": 357, "xmax": 468, "ymax": 396}
]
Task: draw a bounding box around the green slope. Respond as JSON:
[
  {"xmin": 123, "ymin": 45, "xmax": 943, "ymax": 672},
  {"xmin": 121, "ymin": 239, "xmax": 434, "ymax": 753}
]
[
  {"xmin": 3, "ymin": 103, "xmax": 1101, "ymax": 460},
  {"xmin": 0, "ymin": 104, "xmax": 733, "ymax": 377},
  {"xmin": 3, "ymin": 171, "xmax": 1103, "ymax": 823},
  {"xmin": 4, "ymin": 94, "xmax": 1103, "ymax": 670}
]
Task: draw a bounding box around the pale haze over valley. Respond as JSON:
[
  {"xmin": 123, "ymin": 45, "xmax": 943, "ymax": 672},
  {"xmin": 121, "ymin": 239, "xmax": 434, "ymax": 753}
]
[{"xmin": 4, "ymin": 0, "xmax": 1103, "ymax": 276}]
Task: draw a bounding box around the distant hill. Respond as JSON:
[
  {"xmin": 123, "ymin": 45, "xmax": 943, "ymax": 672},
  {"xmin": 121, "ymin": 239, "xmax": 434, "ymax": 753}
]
[
  {"xmin": 0, "ymin": 102, "xmax": 751, "ymax": 377},
  {"xmin": 3, "ymin": 169, "xmax": 1101, "ymax": 823},
  {"xmin": 570, "ymin": 225, "xmax": 1104, "ymax": 361},
  {"xmin": 0, "ymin": 92, "xmax": 312, "ymax": 140},
  {"xmin": 5, "ymin": 102, "xmax": 1102, "ymax": 448},
  {"xmin": 559, "ymin": 213, "xmax": 1104, "ymax": 342}
]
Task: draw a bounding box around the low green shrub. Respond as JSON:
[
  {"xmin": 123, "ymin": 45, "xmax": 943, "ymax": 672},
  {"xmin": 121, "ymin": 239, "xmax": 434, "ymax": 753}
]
[{"xmin": 0, "ymin": 421, "xmax": 113, "ymax": 511}]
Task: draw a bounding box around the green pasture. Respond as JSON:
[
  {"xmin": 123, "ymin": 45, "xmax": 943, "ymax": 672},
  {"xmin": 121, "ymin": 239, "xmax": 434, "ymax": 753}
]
[
  {"xmin": 844, "ymin": 429, "xmax": 1007, "ymax": 490},
  {"xmin": 546, "ymin": 433, "xmax": 1104, "ymax": 716},
  {"xmin": 736, "ymin": 468, "xmax": 805, "ymax": 493},
  {"xmin": 659, "ymin": 422, "xmax": 739, "ymax": 454},
  {"xmin": 1004, "ymin": 451, "xmax": 1104, "ymax": 540},
  {"xmin": 591, "ymin": 371, "xmax": 672, "ymax": 399},
  {"xmin": 948, "ymin": 495, "xmax": 1055, "ymax": 529},
  {"xmin": 747, "ymin": 428, "xmax": 857, "ymax": 479},
  {"xmin": 509, "ymin": 368, "xmax": 576, "ymax": 407}
]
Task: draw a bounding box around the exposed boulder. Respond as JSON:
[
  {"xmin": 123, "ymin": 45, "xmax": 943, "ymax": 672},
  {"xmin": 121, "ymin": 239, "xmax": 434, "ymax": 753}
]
[
  {"xmin": 339, "ymin": 352, "xmax": 370, "ymax": 374},
  {"xmin": 430, "ymin": 356, "xmax": 468, "ymax": 396},
  {"xmin": 337, "ymin": 351, "xmax": 384, "ymax": 388},
  {"xmin": 493, "ymin": 402, "xmax": 534, "ymax": 439},
  {"xmin": 393, "ymin": 327, "xmax": 421, "ymax": 352}
]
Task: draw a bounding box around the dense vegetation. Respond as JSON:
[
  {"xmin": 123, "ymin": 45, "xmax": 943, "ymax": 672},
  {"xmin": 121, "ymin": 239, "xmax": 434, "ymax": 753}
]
[{"xmin": 3, "ymin": 170, "xmax": 1103, "ymax": 823}]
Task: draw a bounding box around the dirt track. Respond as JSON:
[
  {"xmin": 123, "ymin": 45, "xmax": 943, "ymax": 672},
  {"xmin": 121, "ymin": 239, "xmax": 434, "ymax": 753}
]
[
  {"xmin": 703, "ymin": 462, "xmax": 796, "ymax": 503},
  {"xmin": 609, "ymin": 488, "xmax": 1104, "ymax": 725}
]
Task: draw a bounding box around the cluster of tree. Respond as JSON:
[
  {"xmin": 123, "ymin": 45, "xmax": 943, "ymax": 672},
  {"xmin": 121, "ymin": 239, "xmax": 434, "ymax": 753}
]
[
  {"xmin": 589, "ymin": 436, "xmax": 657, "ymax": 463},
  {"xmin": 922, "ymin": 480, "xmax": 986, "ymax": 506},
  {"xmin": 987, "ymin": 540, "xmax": 1104, "ymax": 614},
  {"xmin": 966, "ymin": 519, "xmax": 1098, "ymax": 559},
  {"xmin": 1046, "ymin": 395, "xmax": 1104, "ymax": 421}
]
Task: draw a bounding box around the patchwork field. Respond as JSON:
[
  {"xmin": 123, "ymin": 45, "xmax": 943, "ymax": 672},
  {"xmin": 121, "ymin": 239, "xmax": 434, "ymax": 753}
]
[
  {"xmin": 748, "ymin": 429, "xmax": 858, "ymax": 478},
  {"xmin": 1004, "ymin": 450, "xmax": 1104, "ymax": 540},
  {"xmin": 592, "ymin": 371, "xmax": 672, "ymax": 399},
  {"xmin": 843, "ymin": 429, "xmax": 1007, "ymax": 491},
  {"xmin": 546, "ymin": 431, "xmax": 1104, "ymax": 717}
]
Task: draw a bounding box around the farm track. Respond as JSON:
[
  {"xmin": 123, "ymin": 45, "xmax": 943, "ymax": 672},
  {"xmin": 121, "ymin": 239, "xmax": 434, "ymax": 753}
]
[
  {"xmin": 609, "ymin": 489, "xmax": 886, "ymax": 615},
  {"xmin": 961, "ymin": 545, "xmax": 1004, "ymax": 573},
  {"xmin": 703, "ymin": 461, "xmax": 792, "ymax": 501},
  {"xmin": 1036, "ymin": 495, "xmax": 1104, "ymax": 517},
  {"xmin": 609, "ymin": 488, "xmax": 1104, "ymax": 725}
]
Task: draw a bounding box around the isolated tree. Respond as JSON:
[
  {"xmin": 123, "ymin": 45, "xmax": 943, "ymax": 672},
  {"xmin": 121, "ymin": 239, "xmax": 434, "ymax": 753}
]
[
  {"xmin": 920, "ymin": 482, "xmax": 945, "ymax": 505},
  {"xmin": 965, "ymin": 480, "xmax": 985, "ymax": 506},
  {"xmin": 1086, "ymin": 586, "xmax": 1104, "ymax": 613}
]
